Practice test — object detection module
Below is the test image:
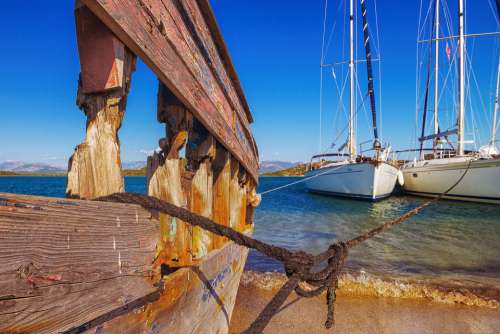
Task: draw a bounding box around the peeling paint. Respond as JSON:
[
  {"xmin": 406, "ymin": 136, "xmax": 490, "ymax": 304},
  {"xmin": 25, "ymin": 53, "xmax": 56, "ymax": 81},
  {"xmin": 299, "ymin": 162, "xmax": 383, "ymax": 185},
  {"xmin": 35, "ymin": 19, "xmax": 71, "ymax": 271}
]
[{"xmin": 201, "ymin": 266, "xmax": 231, "ymax": 302}]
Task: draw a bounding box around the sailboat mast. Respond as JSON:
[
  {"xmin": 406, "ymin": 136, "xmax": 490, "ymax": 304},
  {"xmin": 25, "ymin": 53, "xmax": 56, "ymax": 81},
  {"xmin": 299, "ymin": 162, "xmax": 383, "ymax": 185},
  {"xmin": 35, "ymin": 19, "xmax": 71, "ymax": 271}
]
[
  {"xmin": 348, "ymin": 0, "xmax": 356, "ymax": 158},
  {"xmin": 491, "ymin": 57, "xmax": 500, "ymax": 146},
  {"xmin": 457, "ymin": 0, "xmax": 465, "ymax": 156},
  {"xmin": 433, "ymin": 0, "xmax": 440, "ymax": 137},
  {"xmin": 360, "ymin": 0, "xmax": 380, "ymax": 149}
]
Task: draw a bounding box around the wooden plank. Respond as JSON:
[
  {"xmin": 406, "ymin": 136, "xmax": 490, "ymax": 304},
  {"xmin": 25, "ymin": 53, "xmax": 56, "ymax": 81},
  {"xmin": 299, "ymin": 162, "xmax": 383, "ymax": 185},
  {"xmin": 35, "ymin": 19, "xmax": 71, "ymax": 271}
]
[
  {"xmin": 229, "ymin": 158, "xmax": 247, "ymax": 232},
  {"xmin": 212, "ymin": 146, "xmax": 231, "ymax": 248},
  {"xmin": 187, "ymin": 125, "xmax": 216, "ymax": 259},
  {"xmin": 81, "ymin": 0, "xmax": 259, "ymax": 181},
  {"xmin": 147, "ymin": 154, "xmax": 192, "ymax": 267},
  {"xmin": 148, "ymin": 0, "xmax": 238, "ymax": 129},
  {"xmin": 195, "ymin": 0, "xmax": 253, "ymax": 123},
  {"xmin": 164, "ymin": 0, "xmax": 248, "ymax": 126},
  {"xmin": 0, "ymin": 193, "xmax": 160, "ymax": 334}
]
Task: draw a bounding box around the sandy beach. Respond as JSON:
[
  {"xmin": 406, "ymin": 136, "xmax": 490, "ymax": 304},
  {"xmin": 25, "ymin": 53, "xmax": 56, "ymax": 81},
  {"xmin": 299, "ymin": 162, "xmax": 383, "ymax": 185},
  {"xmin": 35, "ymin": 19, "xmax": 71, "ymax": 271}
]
[{"xmin": 230, "ymin": 271, "xmax": 500, "ymax": 334}]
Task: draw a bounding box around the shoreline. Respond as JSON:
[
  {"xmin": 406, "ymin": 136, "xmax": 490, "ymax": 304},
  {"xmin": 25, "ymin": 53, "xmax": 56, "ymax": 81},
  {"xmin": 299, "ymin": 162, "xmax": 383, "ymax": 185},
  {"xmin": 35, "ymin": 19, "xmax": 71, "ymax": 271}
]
[
  {"xmin": 239, "ymin": 271, "xmax": 500, "ymax": 308},
  {"xmin": 231, "ymin": 271, "xmax": 500, "ymax": 333}
]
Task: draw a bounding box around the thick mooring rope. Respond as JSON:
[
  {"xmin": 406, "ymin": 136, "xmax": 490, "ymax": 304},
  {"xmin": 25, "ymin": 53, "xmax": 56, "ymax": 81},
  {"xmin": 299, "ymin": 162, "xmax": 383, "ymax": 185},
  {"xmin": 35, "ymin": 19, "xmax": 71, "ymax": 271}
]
[{"xmin": 96, "ymin": 160, "xmax": 472, "ymax": 333}]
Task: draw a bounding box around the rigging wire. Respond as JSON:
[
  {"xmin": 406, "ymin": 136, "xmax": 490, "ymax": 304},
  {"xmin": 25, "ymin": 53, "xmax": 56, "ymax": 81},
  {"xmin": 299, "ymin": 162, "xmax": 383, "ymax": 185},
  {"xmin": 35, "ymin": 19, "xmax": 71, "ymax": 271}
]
[
  {"xmin": 466, "ymin": 39, "xmax": 490, "ymax": 147},
  {"xmin": 319, "ymin": 0, "xmax": 329, "ymax": 153},
  {"xmin": 419, "ymin": 0, "xmax": 437, "ymax": 156},
  {"xmin": 323, "ymin": 0, "xmax": 345, "ymax": 61},
  {"xmin": 373, "ymin": 0, "xmax": 384, "ymax": 141}
]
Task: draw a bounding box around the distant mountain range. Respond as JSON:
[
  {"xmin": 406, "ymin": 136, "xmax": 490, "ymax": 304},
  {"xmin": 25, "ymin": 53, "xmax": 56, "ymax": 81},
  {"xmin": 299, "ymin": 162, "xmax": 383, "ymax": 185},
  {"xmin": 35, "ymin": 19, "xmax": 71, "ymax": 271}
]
[
  {"xmin": 0, "ymin": 161, "xmax": 66, "ymax": 174},
  {"xmin": 0, "ymin": 160, "xmax": 300, "ymax": 176},
  {"xmin": 122, "ymin": 161, "xmax": 146, "ymax": 170},
  {"xmin": 259, "ymin": 160, "xmax": 301, "ymax": 174},
  {"xmin": 0, "ymin": 160, "xmax": 148, "ymax": 174}
]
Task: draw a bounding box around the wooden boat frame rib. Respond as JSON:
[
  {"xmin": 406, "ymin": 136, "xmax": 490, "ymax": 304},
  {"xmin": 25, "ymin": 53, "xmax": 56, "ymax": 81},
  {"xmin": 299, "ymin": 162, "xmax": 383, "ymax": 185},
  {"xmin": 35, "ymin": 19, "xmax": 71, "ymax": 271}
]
[
  {"xmin": 0, "ymin": 1, "xmax": 260, "ymax": 333},
  {"xmin": 78, "ymin": 0, "xmax": 258, "ymax": 181}
]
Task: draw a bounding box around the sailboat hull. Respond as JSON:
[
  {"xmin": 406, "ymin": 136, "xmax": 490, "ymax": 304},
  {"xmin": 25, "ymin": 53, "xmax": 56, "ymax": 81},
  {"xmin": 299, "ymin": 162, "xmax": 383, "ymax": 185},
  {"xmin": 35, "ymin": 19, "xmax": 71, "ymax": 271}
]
[
  {"xmin": 402, "ymin": 157, "xmax": 500, "ymax": 204},
  {"xmin": 305, "ymin": 162, "xmax": 399, "ymax": 200}
]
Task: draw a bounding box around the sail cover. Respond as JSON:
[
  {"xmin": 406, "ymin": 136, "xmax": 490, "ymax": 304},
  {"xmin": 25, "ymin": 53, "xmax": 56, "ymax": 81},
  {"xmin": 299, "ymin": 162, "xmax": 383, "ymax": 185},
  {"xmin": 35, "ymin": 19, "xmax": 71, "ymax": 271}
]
[{"xmin": 360, "ymin": 0, "xmax": 380, "ymax": 146}]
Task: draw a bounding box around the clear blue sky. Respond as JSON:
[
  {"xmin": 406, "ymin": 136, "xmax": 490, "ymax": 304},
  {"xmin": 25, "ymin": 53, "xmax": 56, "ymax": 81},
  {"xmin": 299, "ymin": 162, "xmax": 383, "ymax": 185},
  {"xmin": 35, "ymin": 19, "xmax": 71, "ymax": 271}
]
[{"xmin": 0, "ymin": 1, "xmax": 498, "ymax": 167}]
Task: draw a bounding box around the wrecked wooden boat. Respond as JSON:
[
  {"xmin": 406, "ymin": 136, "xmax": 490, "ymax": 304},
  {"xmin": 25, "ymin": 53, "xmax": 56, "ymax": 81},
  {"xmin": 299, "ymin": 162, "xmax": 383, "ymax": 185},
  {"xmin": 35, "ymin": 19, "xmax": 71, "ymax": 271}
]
[{"xmin": 0, "ymin": 0, "xmax": 259, "ymax": 333}]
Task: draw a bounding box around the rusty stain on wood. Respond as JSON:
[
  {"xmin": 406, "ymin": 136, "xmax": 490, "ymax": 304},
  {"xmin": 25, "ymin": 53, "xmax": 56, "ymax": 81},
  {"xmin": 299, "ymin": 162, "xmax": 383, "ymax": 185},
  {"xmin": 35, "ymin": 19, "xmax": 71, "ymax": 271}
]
[{"xmin": 212, "ymin": 145, "xmax": 231, "ymax": 248}]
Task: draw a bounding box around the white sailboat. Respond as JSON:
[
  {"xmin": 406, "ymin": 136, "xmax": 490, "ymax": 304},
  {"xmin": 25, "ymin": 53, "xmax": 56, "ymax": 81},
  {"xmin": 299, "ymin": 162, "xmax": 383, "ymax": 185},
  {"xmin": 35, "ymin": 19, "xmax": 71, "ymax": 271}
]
[
  {"xmin": 305, "ymin": 0, "xmax": 399, "ymax": 201},
  {"xmin": 402, "ymin": 0, "xmax": 500, "ymax": 204}
]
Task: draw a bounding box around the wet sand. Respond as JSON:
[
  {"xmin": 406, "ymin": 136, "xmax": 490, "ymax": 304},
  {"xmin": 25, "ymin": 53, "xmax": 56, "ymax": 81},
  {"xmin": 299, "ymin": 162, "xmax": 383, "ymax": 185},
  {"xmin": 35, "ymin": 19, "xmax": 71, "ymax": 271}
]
[{"xmin": 230, "ymin": 272, "xmax": 500, "ymax": 334}]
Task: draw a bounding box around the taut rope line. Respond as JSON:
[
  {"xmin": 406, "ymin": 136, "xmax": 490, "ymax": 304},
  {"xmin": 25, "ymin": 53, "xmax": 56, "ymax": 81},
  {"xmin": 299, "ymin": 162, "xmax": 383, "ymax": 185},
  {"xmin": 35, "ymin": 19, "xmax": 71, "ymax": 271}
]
[
  {"xmin": 259, "ymin": 164, "xmax": 345, "ymax": 196},
  {"xmin": 96, "ymin": 160, "xmax": 472, "ymax": 333}
]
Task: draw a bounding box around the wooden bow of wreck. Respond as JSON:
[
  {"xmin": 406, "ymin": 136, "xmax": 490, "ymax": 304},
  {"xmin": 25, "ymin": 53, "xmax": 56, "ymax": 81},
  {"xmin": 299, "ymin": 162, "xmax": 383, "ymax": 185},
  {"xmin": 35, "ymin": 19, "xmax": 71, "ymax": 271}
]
[{"xmin": 0, "ymin": 1, "xmax": 259, "ymax": 333}]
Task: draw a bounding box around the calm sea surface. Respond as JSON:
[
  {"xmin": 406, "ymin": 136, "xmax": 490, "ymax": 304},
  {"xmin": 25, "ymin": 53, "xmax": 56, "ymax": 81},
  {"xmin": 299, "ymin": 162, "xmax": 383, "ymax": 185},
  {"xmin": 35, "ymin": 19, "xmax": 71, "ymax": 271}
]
[{"xmin": 2, "ymin": 176, "xmax": 500, "ymax": 292}]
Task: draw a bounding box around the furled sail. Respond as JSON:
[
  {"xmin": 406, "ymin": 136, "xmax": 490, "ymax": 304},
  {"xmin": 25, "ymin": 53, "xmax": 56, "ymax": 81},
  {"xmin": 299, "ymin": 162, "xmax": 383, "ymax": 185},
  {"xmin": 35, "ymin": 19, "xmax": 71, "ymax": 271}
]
[{"xmin": 360, "ymin": 0, "xmax": 380, "ymax": 148}]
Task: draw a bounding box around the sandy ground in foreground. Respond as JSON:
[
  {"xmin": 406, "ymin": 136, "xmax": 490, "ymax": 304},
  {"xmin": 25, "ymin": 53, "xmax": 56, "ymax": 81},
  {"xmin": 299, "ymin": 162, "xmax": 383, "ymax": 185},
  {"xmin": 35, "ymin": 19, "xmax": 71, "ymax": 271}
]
[{"xmin": 230, "ymin": 275, "xmax": 500, "ymax": 334}]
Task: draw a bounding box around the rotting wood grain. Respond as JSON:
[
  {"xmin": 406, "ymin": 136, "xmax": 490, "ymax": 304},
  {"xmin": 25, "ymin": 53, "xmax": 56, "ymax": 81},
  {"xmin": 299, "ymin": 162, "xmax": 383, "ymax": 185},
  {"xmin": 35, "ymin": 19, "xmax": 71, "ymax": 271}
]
[{"xmin": 0, "ymin": 193, "xmax": 160, "ymax": 334}]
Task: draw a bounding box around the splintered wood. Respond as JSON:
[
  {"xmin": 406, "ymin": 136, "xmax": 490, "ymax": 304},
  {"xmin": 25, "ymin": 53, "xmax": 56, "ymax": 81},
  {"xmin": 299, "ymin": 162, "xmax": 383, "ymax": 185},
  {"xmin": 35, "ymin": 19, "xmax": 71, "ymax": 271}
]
[
  {"xmin": 67, "ymin": 5, "xmax": 136, "ymax": 199},
  {"xmin": 147, "ymin": 83, "xmax": 256, "ymax": 267}
]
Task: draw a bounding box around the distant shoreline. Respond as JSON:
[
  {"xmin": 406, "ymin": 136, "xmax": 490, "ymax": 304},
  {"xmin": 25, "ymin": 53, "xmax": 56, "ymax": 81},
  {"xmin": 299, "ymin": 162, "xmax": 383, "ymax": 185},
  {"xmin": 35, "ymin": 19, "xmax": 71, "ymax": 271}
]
[
  {"xmin": 0, "ymin": 172, "xmax": 66, "ymax": 177},
  {"xmin": 0, "ymin": 169, "xmax": 147, "ymax": 177},
  {"xmin": 259, "ymin": 175, "xmax": 304, "ymax": 177},
  {"xmin": 1, "ymin": 171, "xmax": 307, "ymax": 177},
  {"xmin": 261, "ymin": 163, "xmax": 306, "ymax": 177}
]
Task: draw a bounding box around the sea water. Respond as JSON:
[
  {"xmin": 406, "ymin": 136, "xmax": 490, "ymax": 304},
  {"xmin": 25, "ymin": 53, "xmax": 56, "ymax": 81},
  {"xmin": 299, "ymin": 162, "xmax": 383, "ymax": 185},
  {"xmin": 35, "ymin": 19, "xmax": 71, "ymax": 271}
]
[{"xmin": 2, "ymin": 176, "xmax": 500, "ymax": 304}]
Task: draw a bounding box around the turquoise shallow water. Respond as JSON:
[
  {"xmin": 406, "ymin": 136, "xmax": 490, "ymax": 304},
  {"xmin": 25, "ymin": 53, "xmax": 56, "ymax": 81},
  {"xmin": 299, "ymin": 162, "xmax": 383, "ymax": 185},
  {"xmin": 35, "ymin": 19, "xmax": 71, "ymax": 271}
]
[
  {"xmin": 2, "ymin": 176, "xmax": 500, "ymax": 296},
  {"xmin": 252, "ymin": 177, "xmax": 500, "ymax": 294}
]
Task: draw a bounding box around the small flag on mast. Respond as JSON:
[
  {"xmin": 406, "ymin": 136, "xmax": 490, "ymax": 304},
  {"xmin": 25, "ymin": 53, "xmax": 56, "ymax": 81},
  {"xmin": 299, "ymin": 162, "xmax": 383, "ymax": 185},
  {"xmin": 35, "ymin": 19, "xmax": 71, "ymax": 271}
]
[{"xmin": 445, "ymin": 42, "xmax": 451, "ymax": 62}]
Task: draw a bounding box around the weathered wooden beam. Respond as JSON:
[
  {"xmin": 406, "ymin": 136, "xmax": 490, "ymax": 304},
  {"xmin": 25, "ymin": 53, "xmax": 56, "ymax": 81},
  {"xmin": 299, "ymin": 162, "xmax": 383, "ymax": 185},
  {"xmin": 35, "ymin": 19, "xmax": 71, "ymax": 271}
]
[
  {"xmin": 194, "ymin": 0, "xmax": 253, "ymax": 123},
  {"xmin": 163, "ymin": 0, "xmax": 249, "ymax": 126},
  {"xmin": 75, "ymin": 4, "xmax": 128, "ymax": 93},
  {"xmin": 0, "ymin": 193, "xmax": 159, "ymax": 333},
  {"xmin": 80, "ymin": 0, "xmax": 259, "ymax": 181},
  {"xmin": 67, "ymin": 6, "xmax": 136, "ymax": 199}
]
